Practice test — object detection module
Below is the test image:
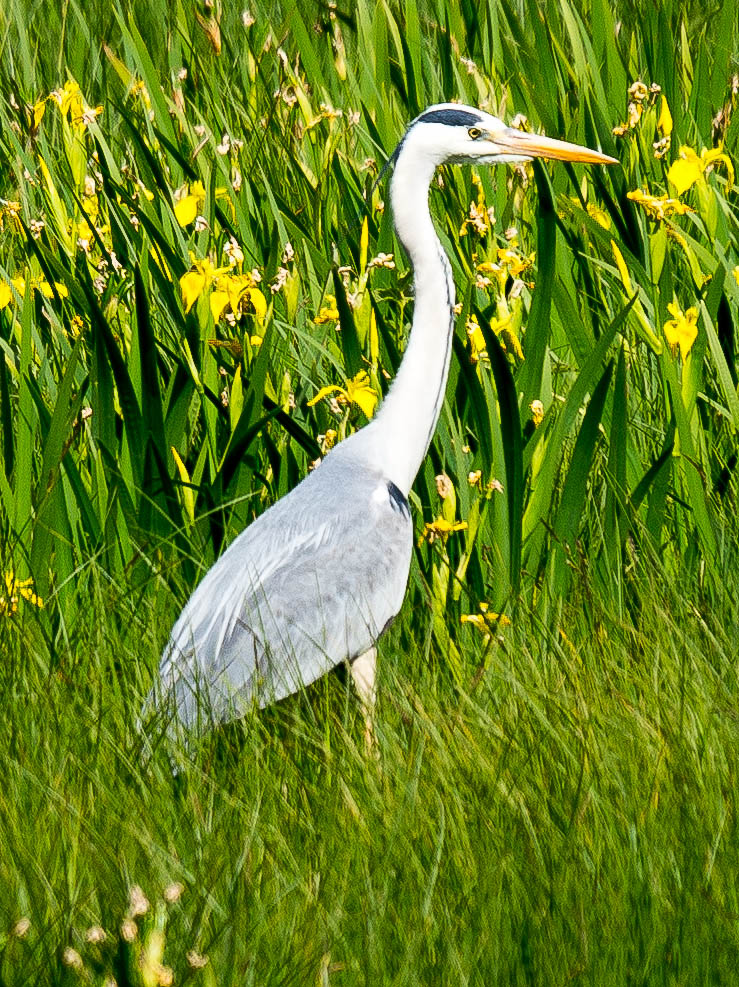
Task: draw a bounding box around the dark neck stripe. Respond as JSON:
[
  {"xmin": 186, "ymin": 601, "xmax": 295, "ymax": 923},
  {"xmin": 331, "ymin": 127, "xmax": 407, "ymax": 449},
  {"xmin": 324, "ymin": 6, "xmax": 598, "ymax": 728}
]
[{"xmin": 416, "ymin": 108, "xmax": 482, "ymax": 128}]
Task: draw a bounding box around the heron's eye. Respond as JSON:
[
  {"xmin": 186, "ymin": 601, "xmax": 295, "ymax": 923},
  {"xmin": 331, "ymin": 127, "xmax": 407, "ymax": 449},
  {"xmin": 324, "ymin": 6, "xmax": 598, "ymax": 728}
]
[{"xmin": 468, "ymin": 127, "xmax": 482, "ymax": 140}]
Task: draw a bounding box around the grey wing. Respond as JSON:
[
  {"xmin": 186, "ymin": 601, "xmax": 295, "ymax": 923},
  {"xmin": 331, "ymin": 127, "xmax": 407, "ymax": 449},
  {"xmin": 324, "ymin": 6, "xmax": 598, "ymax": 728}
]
[{"xmin": 156, "ymin": 466, "xmax": 413, "ymax": 728}]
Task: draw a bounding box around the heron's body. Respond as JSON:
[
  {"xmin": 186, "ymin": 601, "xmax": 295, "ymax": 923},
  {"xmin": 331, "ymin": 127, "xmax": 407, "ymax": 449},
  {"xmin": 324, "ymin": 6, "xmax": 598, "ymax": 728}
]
[
  {"xmin": 160, "ymin": 441, "xmax": 412, "ymax": 725},
  {"xmin": 154, "ymin": 103, "xmax": 615, "ymax": 732}
]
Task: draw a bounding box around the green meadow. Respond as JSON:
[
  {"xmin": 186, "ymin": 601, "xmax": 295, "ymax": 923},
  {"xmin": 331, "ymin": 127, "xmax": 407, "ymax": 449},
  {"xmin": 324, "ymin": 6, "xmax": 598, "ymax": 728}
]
[{"xmin": 1, "ymin": 0, "xmax": 738, "ymax": 982}]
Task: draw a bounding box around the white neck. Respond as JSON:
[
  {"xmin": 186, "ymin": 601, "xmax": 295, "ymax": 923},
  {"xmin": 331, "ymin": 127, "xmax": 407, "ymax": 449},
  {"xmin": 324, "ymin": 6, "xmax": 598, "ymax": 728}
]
[{"xmin": 355, "ymin": 141, "xmax": 456, "ymax": 496}]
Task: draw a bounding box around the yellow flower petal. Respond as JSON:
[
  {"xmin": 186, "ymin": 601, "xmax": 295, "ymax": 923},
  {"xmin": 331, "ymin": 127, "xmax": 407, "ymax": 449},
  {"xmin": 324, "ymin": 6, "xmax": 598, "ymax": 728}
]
[
  {"xmin": 667, "ymin": 155, "xmax": 703, "ymax": 195},
  {"xmin": 657, "ymin": 96, "xmax": 672, "ymax": 136},
  {"xmin": 346, "ymin": 370, "xmax": 378, "ymax": 418},
  {"xmin": 0, "ymin": 281, "xmax": 11, "ymax": 309},
  {"xmin": 33, "ymin": 100, "xmax": 46, "ymax": 130},
  {"xmin": 174, "ymin": 195, "xmax": 199, "ymax": 227},
  {"xmin": 180, "ymin": 270, "xmax": 207, "ymax": 312},
  {"xmin": 210, "ymin": 289, "xmax": 229, "ymax": 322},
  {"xmin": 307, "ymin": 384, "xmax": 346, "ymax": 407},
  {"xmin": 466, "ymin": 315, "xmax": 487, "ymax": 363},
  {"xmin": 702, "ymin": 147, "xmax": 735, "ymax": 188},
  {"xmin": 246, "ymin": 287, "xmax": 267, "ymax": 323},
  {"xmin": 224, "ymin": 274, "xmax": 246, "ymax": 315}
]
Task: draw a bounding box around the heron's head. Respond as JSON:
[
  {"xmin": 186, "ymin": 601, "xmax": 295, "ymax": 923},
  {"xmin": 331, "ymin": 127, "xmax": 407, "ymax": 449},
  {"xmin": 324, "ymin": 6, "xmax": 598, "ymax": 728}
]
[{"xmin": 400, "ymin": 103, "xmax": 617, "ymax": 168}]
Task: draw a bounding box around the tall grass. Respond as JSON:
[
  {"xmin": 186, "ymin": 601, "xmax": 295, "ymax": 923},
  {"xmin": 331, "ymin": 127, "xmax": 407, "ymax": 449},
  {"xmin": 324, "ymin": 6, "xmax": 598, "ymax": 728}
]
[{"xmin": 0, "ymin": 0, "xmax": 737, "ymax": 982}]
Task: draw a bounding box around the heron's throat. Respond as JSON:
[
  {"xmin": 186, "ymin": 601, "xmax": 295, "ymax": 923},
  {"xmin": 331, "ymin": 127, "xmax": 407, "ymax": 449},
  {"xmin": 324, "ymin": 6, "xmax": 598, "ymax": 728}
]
[{"xmin": 366, "ymin": 147, "xmax": 456, "ymax": 496}]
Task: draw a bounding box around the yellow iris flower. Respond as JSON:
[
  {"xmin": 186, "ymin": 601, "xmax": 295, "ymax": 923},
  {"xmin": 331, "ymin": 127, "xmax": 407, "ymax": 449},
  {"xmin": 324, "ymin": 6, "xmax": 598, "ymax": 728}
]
[
  {"xmin": 49, "ymin": 79, "xmax": 102, "ymax": 129},
  {"xmin": 313, "ymin": 295, "xmax": 340, "ymax": 324},
  {"xmin": 667, "ymin": 145, "xmax": 735, "ymax": 196},
  {"xmin": 466, "ymin": 315, "xmax": 488, "ymax": 363},
  {"xmin": 307, "ymin": 369, "xmax": 378, "ymax": 419},
  {"xmin": 419, "ymin": 517, "xmax": 468, "ymax": 546},
  {"xmin": 180, "ymin": 256, "xmax": 229, "ymax": 312},
  {"xmin": 209, "ymin": 274, "xmax": 267, "ymax": 323},
  {"xmin": 1, "ymin": 572, "xmax": 43, "ymax": 616},
  {"xmin": 0, "ymin": 277, "xmax": 68, "ymax": 309},
  {"xmin": 179, "ymin": 255, "xmax": 267, "ymax": 322},
  {"xmin": 626, "ymin": 188, "xmax": 692, "ymax": 222},
  {"xmin": 663, "ymin": 302, "xmax": 698, "ymax": 359},
  {"xmin": 461, "ymin": 603, "xmax": 511, "ymax": 639}
]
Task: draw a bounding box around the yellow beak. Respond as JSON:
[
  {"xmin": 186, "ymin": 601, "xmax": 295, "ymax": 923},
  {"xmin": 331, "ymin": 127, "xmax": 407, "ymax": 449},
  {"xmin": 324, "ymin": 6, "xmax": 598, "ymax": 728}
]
[{"xmin": 494, "ymin": 127, "xmax": 618, "ymax": 165}]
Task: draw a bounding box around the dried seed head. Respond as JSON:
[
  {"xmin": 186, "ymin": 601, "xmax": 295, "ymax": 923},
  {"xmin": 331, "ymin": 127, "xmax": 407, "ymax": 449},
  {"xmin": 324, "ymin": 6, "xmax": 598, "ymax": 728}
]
[
  {"xmin": 187, "ymin": 950, "xmax": 209, "ymax": 968},
  {"xmin": 435, "ymin": 473, "xmax": 453, "ymax": 499},
  {"xmin": 62, "ymin": 947, "xmax": 83, "ymax": 969},
  {"xmin": 163, "ymin": 881, "xmax": 184, "ymax": 904},
  {"xmin": 128, "ymin": 884, "xmax": 149, "ymax": 917},
  {"xmin": 530, "ymin": 399, "xmax": 544, "ymax": 427}
]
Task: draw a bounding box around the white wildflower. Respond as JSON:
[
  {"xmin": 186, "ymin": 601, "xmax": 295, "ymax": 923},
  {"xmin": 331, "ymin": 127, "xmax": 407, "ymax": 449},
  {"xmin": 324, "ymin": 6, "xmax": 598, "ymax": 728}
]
[
  {"xmin": 224, "ymin": 236, "xmax": 244, "ymax": 265},
  {"xmin": 270, "ymin": 267, "xmax": 288, "ymax": 293}
]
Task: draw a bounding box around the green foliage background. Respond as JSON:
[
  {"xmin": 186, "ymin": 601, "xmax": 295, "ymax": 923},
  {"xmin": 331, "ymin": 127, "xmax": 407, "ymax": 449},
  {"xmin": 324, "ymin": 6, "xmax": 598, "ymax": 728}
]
[{"xmin": 0, "ymin": 0, "xmax": 738, "ymax": 983}]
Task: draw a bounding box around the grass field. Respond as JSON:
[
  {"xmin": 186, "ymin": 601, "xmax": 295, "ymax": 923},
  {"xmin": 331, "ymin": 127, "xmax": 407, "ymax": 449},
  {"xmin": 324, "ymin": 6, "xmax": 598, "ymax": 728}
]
[{"xmin": 1, "ymin": 0, "xmax": 738, "ymax": 983}]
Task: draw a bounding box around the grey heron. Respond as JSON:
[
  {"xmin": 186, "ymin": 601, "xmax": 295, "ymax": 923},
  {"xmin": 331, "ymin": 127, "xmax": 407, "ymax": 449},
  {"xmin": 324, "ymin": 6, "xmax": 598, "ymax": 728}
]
[{"xmin": 153, "ymin": 103, "xmax": 616, "ymax": 739}]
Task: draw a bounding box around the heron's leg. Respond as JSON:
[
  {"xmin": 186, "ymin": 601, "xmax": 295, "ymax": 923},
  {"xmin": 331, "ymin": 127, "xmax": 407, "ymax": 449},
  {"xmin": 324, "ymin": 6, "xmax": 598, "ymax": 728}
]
[{"xmin": 349, "ymin": 646, "xmax": 378, "ymax": 754}]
